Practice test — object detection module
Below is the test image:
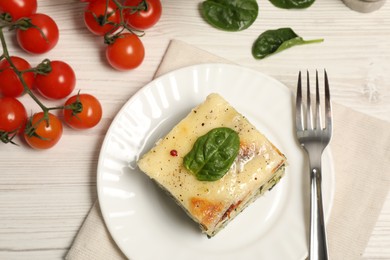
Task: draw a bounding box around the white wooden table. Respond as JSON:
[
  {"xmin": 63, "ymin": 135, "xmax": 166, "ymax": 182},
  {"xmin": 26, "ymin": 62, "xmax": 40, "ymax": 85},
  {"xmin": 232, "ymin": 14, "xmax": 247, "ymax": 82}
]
[{"xmin": 1, "ymin": 0, "xmax": 389, "ymax": 259}]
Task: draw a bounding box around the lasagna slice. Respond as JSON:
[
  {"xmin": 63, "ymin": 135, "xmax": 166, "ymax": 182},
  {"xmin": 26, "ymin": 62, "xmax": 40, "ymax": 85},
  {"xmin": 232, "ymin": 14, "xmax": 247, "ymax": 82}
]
[{"xmin": 137, "ymin": 93, "xmax": 287, "ymax": 237}]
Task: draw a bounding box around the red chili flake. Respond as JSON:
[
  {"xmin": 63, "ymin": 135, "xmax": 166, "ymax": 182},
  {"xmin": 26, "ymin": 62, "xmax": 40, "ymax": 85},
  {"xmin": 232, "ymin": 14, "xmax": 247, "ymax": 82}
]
[{"xmin": 170, "ymin": 149, "xmax": 178, "ymax": 156}]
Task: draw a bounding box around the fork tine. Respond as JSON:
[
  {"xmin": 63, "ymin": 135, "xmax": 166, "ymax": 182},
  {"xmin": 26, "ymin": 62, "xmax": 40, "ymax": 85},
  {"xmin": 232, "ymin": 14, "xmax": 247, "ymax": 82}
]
[
  {"xmin": 306, "ymin": 71, "xmax": 312, "ymax": 130},
  {"xmin": 296, "ymin": 71, "xmax": 303, "ymax": 131},
  {"xmin": 315, "ymin": 70, "xmax": 322, "ymax": 130},
  {"xmin": 324, "ymin": 70, "xmax": 332, "ymax": 132}
]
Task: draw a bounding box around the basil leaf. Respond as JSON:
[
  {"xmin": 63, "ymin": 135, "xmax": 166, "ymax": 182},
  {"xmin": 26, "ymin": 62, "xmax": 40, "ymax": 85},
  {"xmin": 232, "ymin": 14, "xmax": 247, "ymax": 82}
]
[
  {"xmin": 252, "ymin": 28, "xmax": 324, "ymax": 60},
  {"xmin": 269, "ymin": 0, "xmax": 315, "ymax": 9},
  {"xmin": 201, "ymin": 0, "xmax": 259, "ymax": 31},
  {"xmin": 183, "ymin": 127, "xmax": 240, "ymax": 182}
]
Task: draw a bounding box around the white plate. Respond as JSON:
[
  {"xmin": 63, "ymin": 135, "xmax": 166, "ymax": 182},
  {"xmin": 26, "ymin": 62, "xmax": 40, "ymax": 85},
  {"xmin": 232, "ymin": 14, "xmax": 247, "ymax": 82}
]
[{"xmin": 97, "ymin": 63, "xmax": 335, "ymax": 260}]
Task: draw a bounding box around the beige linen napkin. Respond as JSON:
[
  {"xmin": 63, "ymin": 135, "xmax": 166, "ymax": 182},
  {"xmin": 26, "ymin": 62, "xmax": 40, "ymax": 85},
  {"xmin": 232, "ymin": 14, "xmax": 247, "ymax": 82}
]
[{"xmin": 66, "ymin": 40, "xmax": 390, "ymax": 260}]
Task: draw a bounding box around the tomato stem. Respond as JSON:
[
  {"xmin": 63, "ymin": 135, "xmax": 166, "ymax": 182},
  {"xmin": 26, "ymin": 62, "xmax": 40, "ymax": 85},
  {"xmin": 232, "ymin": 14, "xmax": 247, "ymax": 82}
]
[
  {"xmin": 44, "ymin": 92, "xmax": 83, "ymax": 116},
  {"xmin": 0, "ymin": 28, "xmax": 10, "ymax": 57},
  {"xmin": 101, "ymin": 0, "xmax": 115, "ymax": 27},
  {"xmin": 98, "ymin": 0, "xmax": 146, "ymax": 44},
  {"xmin": 0, "ymin": 27, "xmax": 51, "ymax": 110},
  {"xmin": 0, "ymin": 26, "xmax": 57, "ymax": 139},
  {"xmin": 0, "ymin": 130, "xmax": 18, "ymax": 145},
  {"xmin": 25, "ymin": 113, "xmax": 50, "ymax": 138},
  {"xmin": 120, "ymin": 0, "xmax": 148, "ymax": 13},
  {"xmin": 0, "ymin": 13, "xmax": 13, "ymax": 26}
]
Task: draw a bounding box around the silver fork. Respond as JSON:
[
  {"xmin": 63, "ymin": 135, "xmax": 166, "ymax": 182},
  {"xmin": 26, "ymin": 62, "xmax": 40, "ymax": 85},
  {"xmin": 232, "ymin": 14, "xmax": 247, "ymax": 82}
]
[{"xmin": 296, "ymin": 70, "xmax": 332, "ymax": 260}]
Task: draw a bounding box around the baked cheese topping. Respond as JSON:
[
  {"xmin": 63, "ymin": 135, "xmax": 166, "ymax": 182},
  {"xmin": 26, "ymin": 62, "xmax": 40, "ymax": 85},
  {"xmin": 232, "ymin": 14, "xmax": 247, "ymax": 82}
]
[{"xmin": 137, "ymin": 93, "xmax": 286, "ymax": 236}]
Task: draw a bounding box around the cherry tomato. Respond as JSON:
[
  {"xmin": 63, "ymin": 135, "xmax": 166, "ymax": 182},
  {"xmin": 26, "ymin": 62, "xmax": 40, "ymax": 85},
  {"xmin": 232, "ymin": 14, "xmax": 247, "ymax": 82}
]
[
  {"xmin": 63, "ymin": 94, "xmax": 102, "ymax": 129},
  {"xmin": 84, "ymin": 0, "xmax": 120, "ymax": 36},
  {"xmin": 34, "ymin": 60, "xmax": 76, "ymax": 100},
  {"xmin": 0, "ymin": 97, "xmax": 27, "ymax": 135},
  {"xmin": 0, "ymin": 0, "xmax": 37, "ymax": 21},
  {"xmin": 106, "ymin": 33, "xmax": 144, "ymax": 70},
  {"xmin": 124, "ymin": 0, "xmax": 162, "ymax": 30},
  {"xmin": 16, "ymin": 13, "xmax": 59, "ymax": 54},
  {"xmin": 0, "ymin": 56, "xmax": 34, "ymax": 97},
  {"xmin": 24, "ymin": 112, "xmax": 63, "ymax": 149}
]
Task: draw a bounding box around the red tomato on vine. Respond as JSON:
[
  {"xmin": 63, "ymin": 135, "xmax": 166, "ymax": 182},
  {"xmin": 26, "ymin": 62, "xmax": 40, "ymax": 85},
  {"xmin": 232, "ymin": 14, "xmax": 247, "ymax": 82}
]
[
  {"xmin": 0, "ymin": 0, "xmax": 37, "ymax": 21},
  {"xmin": 124, "ymin": 0, "xmax": 162, "ymax": 30},
  {"xmin": 34, "ymin": 60, "xmax": 76, "ymax": 100},
  {"xmin": 0, "ymin": 56, "xmax": 34, "ymax": 97},
  {"xmin": 0, "ymin": 97, "xmax": 27, "ymax": 135},
  {"xmin": 24, "ymin": 112, "xmax": 63, "ymax": 149},
  {"xmin": 63, "ymin": 94, "xmax": 102, "ymax": 129},
  {"xmin": 16, "ymin": 13, "xmax": 59, "ymax": 54},
  {"xmin": 106, "ymin": 33, "xmax": 145, "ymax": 70},
  {"xmin": 84, "ymin": 0, "xmax": 120, "ymax": 36}
]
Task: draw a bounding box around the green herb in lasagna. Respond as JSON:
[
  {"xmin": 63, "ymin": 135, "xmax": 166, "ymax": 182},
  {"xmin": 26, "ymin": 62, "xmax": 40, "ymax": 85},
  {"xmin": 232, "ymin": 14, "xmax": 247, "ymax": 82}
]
[{"xmin": 183, "ymin": 127, "xmax": 240, "ymax": 181}]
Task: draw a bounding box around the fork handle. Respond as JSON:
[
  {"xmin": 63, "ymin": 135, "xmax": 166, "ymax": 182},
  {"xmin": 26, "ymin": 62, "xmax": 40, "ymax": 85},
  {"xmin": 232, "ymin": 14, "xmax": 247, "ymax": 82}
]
[{"xmin": 309, "ymin": 166, "xmax": 329, "ymax": 260}]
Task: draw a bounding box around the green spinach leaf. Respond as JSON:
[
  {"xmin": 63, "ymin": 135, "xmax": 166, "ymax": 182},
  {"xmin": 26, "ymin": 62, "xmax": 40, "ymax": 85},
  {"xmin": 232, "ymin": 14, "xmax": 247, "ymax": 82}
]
[
  {"xmin": 183, "ymin": 127, "xmax": 240, "ymax": 181},
  {"xmin": 201, "ymin": 0, "xmax": 259, "ymax": 31},
  {"xmin": 269, "ymin": 0, "xmax": 315, "ymax": 9},
  {"xmin": 252, "ymin": 28, "xmax": 323, "ymax": 60}
]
